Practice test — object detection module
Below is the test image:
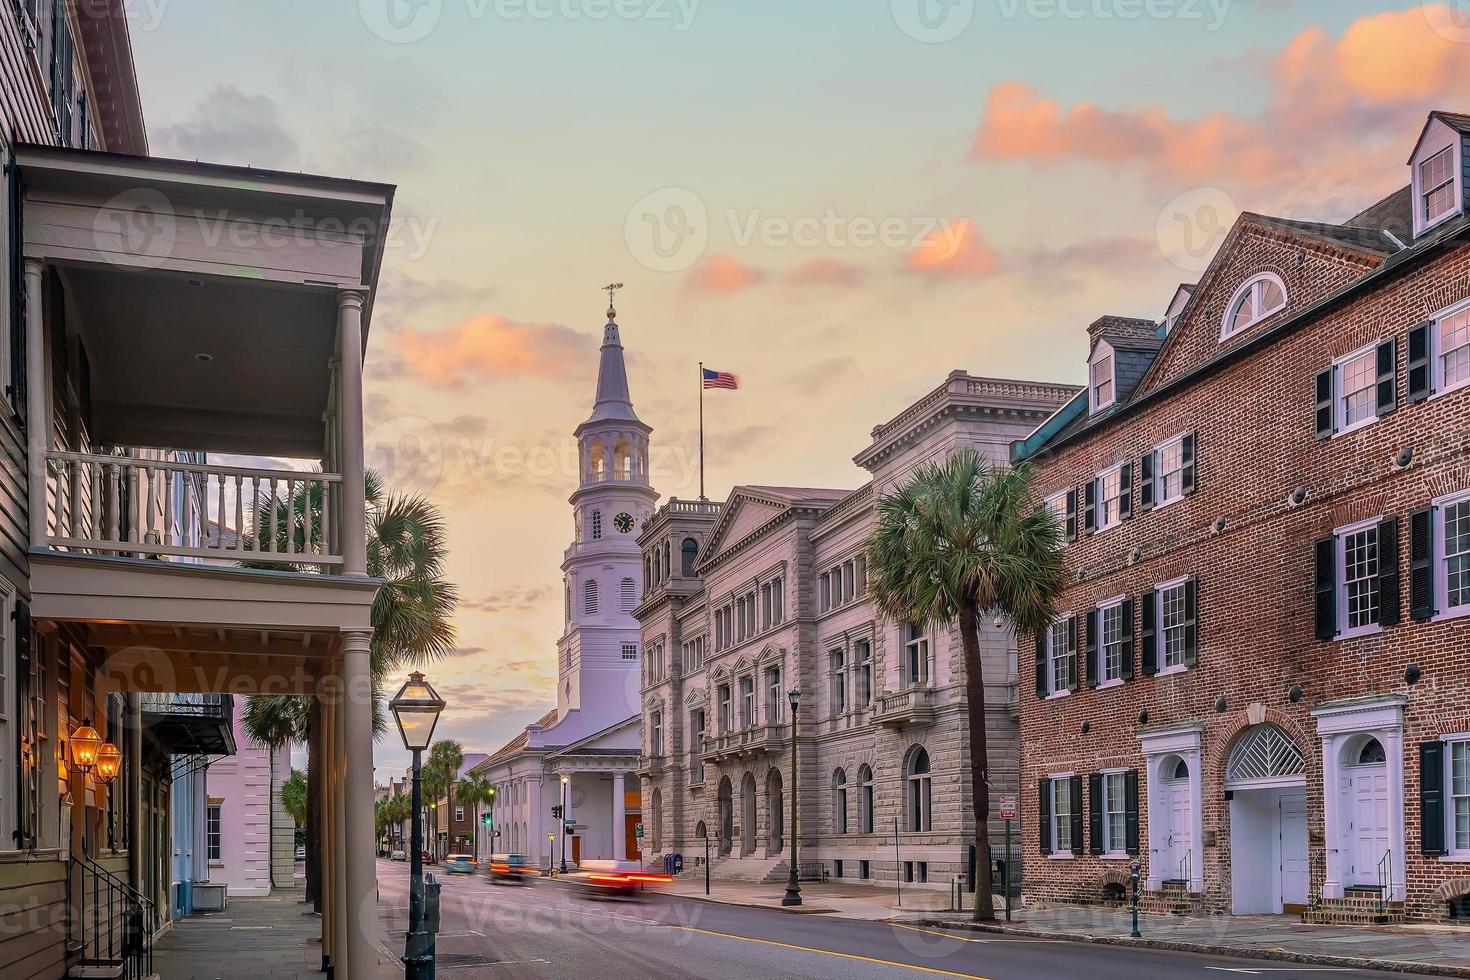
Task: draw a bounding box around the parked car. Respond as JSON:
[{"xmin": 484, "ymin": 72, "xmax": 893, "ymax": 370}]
[
  {"xmin": 390, "ymin": 849, "xmax": 407, "ymax": 862},
  {"xmin": 485, "ymin": 853, "xmax": 536, "ymax": 885},
  {"xmin": 444, "ymin": 854, "xmax": 477, "ymax": 875}
]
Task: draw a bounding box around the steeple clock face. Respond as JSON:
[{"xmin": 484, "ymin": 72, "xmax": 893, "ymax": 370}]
[{"xmin": 614, "ymin": 512, "xmax": 635, "ymax": 534}]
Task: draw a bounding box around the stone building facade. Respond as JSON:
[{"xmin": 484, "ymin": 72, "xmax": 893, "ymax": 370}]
[
  {"xmin": 1013, "ymin": 110, "xmax": 1470, "ymax": 922},
  {"xmin": 635, "ymin": 372, "xmax": 1076, "ymax": 888}
]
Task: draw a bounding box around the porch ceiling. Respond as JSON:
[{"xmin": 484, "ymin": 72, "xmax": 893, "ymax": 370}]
[{"xmin": 65, "ymin": 264, "xmax": 336, "ymax": 457}]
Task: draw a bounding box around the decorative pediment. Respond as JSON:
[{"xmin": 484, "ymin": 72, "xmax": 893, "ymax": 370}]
[
  {"xmin": 755, "ymin": 643, "xmax": 783, "ymax": 665},
  {"xmin": 701, "ymin": 492, "xmax": 789, "ymax": 560}
]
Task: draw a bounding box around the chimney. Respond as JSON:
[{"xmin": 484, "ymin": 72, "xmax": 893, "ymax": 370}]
[{"xmin": 1088, "ymin": 315, "xmax": 1159, "ymax": 348}]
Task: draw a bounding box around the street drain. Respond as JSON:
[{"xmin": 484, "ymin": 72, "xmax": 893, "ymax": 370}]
[{"xmin": 435, "ymin": 954, "xmax": 501, "ymax": 968}]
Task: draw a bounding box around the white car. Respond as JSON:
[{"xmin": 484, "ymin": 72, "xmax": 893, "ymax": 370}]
[{"xmin": 390, "ymin": 849, "xmax": 408, "ymax": 862}]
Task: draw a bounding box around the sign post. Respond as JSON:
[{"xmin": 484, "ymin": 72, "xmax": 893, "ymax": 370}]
[{"xmin": 999, "ymin": 794, "xmax": 1018, "ymax": 921}]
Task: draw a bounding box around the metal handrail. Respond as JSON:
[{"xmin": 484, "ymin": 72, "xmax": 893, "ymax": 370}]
[
  {"xmin": 71, "ymin": 850, "xmax": 155, "ymax": 979},
  {"xmin": 1377, "ymin": 849, "xmax": 1392, "ymax": 913},
  {"xmin": 1179, "ymin": 849, "xmax": 1192, "ymax": 890}
]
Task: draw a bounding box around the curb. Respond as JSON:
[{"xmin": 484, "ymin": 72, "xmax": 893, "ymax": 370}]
[{"xmin": 903, "ymin": 917, "xmax": 1470, "ymax": 978}]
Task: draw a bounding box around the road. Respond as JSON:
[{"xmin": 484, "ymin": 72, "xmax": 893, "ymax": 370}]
[{"xmin": 372, "ymin": 858, "xmax": 1405, "ymax": 980}]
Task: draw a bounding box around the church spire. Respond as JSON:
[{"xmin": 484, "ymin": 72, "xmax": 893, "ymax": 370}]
[{"xmin": 585, "ymin": 283, "xmax": 641, "ymax": 426}]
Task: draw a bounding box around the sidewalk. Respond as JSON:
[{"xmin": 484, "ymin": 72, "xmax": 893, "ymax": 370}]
[
  {"xmin": 899, "ymin": 905, "xmax": 1470, "ymax": 978},
  {"xmin": 662, "ymin": 875, "xmax": 954, "ymax": 919},
  {"xmin": 152, "ymin": 886, "xmax": 402, "ymax": 980}
]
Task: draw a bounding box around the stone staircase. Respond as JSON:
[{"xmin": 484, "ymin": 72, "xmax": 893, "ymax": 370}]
[
  {"xmin": 707, "ymin": 853, "xmax": 791, "ymax": 884},
  {"xmin": 1301, "ymin": 889, "xmax": 1406, "ymax": 926},
  {"xmin": 1142, "ymin": 881, "xmax": 1211, "ymax": 916}
]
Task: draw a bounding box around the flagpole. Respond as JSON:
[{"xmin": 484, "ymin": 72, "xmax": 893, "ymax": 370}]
[{"xmin": 698, "ymin": 361, "xmax": 706, "ymax": 500}]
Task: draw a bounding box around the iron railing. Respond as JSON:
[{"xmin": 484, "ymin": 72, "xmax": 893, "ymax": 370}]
[
  {"xmin": 139, "ymin": 692, "xmax": 232, "ymax": 720},
  {"xmin": 70, "ymin": 853, "xmax": 155, "ymax": 979},
  {"xmin": 1378, "ymin": 849, "xmax": 1393, "ymax": 913}
]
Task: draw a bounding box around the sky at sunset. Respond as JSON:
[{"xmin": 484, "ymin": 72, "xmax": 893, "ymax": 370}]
[{"xmin": 127, "ymin": 0, "xmax": 1470, "ymax": 777}]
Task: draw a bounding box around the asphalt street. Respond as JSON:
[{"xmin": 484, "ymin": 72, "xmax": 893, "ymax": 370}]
[{"xmin": 371, "ymin": 859, "xmax": 1414, "ymax": 980}]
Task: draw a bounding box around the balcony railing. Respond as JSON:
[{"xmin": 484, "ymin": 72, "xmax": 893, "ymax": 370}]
[
  {"xmin": 44, "ymin": 451, "xmax": 343, "ymax": 568},
  {"xmin": 139, "ymin": 693, "xmax": 232, "ymax": 720},
  {"xmin": 873, "ymin": 687, "xmax": 937, "ymax": 728}
]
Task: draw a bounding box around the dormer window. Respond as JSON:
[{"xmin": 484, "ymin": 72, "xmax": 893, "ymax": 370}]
[
  {"xmin": 1089, "ymin": 342, "xmax": 1115, "ymax": 414},
  {"xmin": 1423, "ymin": 146, "xmax": 1456, "ymax": 225},
  {"xmin": 1410, "ymin": 113, "xmax": 1465, "ymax": 238},
  {"xmin": 1221, "ymin": 273, "xmax": 1287, "ymax": 340}
]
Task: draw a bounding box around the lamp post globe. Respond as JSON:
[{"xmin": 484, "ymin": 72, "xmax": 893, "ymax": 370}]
[
  {"xmin": 782, "ymin": 688, "xmax": 802, "ymax": 907},
  {"xmin": 390, "ymin": 672, "xmax": 445, "ymax": 979}
]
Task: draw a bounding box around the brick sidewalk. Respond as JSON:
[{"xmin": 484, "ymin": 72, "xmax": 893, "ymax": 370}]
[{"xmin": 152, "ymin": 887, "xmax": 402, "ymax": 980}]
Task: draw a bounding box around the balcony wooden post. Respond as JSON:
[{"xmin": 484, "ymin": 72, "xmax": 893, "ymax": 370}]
[
  {"xmin": 342, "ymin": 630, "xmax": 376, "ymax": 979},
  {"xmin": 23, "ymin": 258, "xmax": 48, "ymax": 550},
  {"xmin": 336, "ymin": 290, "xmax": 368, "ymax": 577}
]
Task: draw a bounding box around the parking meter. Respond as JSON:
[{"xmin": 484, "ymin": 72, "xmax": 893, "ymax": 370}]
[
  {"xmin": 1128, "ymin": 861, "xmax": 1142, "ymax": 938},
  {"xmin": 424, "ymin": 874, "xmax": 442, "ymax": 935}
]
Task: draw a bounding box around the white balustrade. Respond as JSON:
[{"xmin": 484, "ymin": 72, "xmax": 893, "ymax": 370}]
[{"xmin": 44, "ymin": 451, "xmax": 344, "ymax": 567}]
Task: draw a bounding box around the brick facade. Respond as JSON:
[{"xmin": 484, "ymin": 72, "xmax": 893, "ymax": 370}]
[{"xmin": 1015, "ymin": 115, "xmax": 1470, "ymax": 922}]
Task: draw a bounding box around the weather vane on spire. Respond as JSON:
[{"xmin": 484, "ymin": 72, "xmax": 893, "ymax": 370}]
[{"xmin": 604, "ymin": 282, "xmax": 623, "ymax": 320}]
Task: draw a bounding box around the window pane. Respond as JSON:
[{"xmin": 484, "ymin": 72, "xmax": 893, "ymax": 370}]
[
  {"xmin": 1101, "ymin": 604, "xmax": 1123, "ymax": 681},
  {"xmin": 1053, "ymin": 780, "xmax": 1072, "ymax": 851},
  {"xmin": 1442, "ymin": 308, "xmax": 1470, "ymax": 389},
  {"xmin": 1157, "ymin": 439, "xmax": 1184, "ymax": 502},
  {"xmin": 1447, "ymin": 500, "xmax": 1470, "ymax": 610},
  {"xmin": 1098, "ymin": 469, "xmax": 1123, "ymax": 528},
  {"xmin": 1259, "ymin": 279, "xmax": 1285, "ymax": 313},
  {"xmin": 1343, "ymin": 525, "xmax": 1380, "ymax": 629},
  {"xmin": 1161, "ymin": 583, "xmax": 1188, "ymax": 668},
  {"xmin": 1423, "ymin": 147, "xmax": 1455, "ymax": 221},
  {"xmin": 1339, "ymin": 350, "xmax": 1377, "ymax": 426}
]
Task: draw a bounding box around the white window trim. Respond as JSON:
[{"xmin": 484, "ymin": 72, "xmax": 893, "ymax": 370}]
[
  {"xmin": 1415, "ymin": 139, "xmax": 1464, "ymax": 238},
  {"xmin": 1094, "ymin": 463, "xmax": 1124, "ymax": 533},
  {"xmin": 1434, "ymin": 488, "xmax": 1470, "ymax": 623},
  {"xmin": 1099, "ymin": 767, "xmax": 1130, "ymax": 859},
  {"xmin": 1335, "ymin": 515, "xmax": 1385, "ymax": 639},
  {"xmin": 1154, "ymin": 575, "xmax": 1192, "ymax": 673},
  {"xmin": 1444, "ymin": 734, "xmax": 1470, "ymax": 860},
  {"xmin": 1220, "ymin": 272, "xmax": 1288, "ymax": 340},
  {"xmin": 1045, "ymin": 614, "xmax": 1074, "ymax": 696},
  {"xmin": 1048, "ymin": 773, "xmax": 1076, "ymax": 857},
  {"xmin": 1151, "ymin": 433, "xmax": 1188, "ymax": 510},
  {"xmin": 1097, "ymin": 595, "xmax": 1126, "ymax": 684},
  {"xmin": 1089, "ymin": 341, "xmax": 1116, "ymax": 414},
  {"xmin": 1331, "ymin": 342, "xmax": 1381, "ymax": 439},
  {"xmin": 1429, "ymin": 297, "xmax": 1470, "ymax": 401},
  {"xmin": 1044, "ymin": 489, "xmax": 1069, "ymax": 532}
]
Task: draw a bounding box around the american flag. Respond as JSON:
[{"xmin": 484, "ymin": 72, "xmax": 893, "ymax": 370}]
[{"xmin": 702, "ymin": 368, "xmax": 739, "ymax": 390}]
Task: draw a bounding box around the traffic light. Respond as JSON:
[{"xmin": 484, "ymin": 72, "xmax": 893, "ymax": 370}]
[
  {"xmin": 551, "ymin": 804, "xmax": 563, "ymax": 819},
  {"xmin": 482, "ymin": 812, "xmax": 492, "ymax": 827}
]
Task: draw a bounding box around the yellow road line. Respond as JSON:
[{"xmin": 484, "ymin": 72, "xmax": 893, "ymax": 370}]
[
  {"xmin": 887, "ymin": 923, "xmax": 992, "ymax": 944},
  {"xmin": 674, "ymin": 924, "xmax": 992, "ymax": 979}
]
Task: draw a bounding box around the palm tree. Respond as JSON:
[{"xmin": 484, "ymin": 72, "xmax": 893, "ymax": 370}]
[
  {"xmin": 281, "ymin": 768, "xmax": 308, "ymax": 829},
  {"xmin": 868, "ymin": 449, "xmax": 1064, "ymax": 922},
  {"xmin": 385, "ymin": 794, "xmax": 411, "ymax": 851},
  {"xmin": 456, "ymin": 770, "xmax": 496, "ymax": 860},
  {"xmin": 240, "ymin": 472, "xmax": 457, "ymax": 887},
  {"xmin": 425, "ymin": 740, "xmax": 464, "ymax": 858}
]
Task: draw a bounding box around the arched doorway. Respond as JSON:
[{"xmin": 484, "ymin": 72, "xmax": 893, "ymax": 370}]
[
  {"xmin": 1339, "ymin": 734, "xmax": 1390, "ymax": 892},
  {"xmin": 1225, "ymin": 723, "xmax": 1307, "ymax": 914},
  {"xmin": 766, "ymin": 768, "xmax": 784, "ymax": 856},
  {"xmin": 716, "ymin": 778, "xmax": 733, "ymax": 855},
  {"xmin": 1157, "ymin": 754, "xmax": 1194, "ymax": 887},
  {"xmin": 740, "ymin": 772, "xmax": 757, "ymax": 856}
]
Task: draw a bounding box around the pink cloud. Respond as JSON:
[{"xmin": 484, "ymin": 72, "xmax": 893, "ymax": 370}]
[
  {"xmin": 904, "ymin": 219, "xmax": 998, "ymax": 279},
  {"xmin": 392, "ymin": 313, "xmax": 593, "ymax": 387},
  {"xmin": 686, "ymin": 253, "xmax": 766, "ymax": 293},
  {"xmin": 787, "ymin": 257, "xmax": 865, "ymax": 286}
]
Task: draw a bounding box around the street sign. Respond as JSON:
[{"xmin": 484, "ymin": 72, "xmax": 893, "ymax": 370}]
[
  {"xmin": 635, "ymin": 823, "xmax": 645, "ymax": 839},
  {"xmin": 999, "ymin": 795, "xmax": 1018, "ymax": 821}
]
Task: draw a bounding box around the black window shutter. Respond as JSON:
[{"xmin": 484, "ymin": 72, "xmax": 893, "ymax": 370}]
[
  {"xmin": 1315, "ymin": 537, "xmax": 1337, "ymax": 639},
  {"xmin": 1088, "ymin": 773, "xmax": 1104, "ymax": 855},
  {"xmin": 1184, "ymin": 578, "xmax": 1199, "ymax": 668},
  {"xmin": 1118, "ymin": 463, "xmax": 1132, "ymax": 520},
  {"xmin": 1069, "ymin": 775, "xmax": 1084, "ymax": 855},
  {"xmin": 1421, "ymin": 741, "xmax": 1447, "ymax": 856},
  {"xmin": 1120, "ymin": 597, "xmax": 1135, "ymax": 681},
  {"xmin": 1378, "ymin": 516, "xmax": 1400, "ymax": 627},
  {"xmin": 1084, "ymin": 608, "xmax": 1099, "ymax": 689},
  {"xmin": 1314, "ymin": 368, "xmax": 1334, "ymax": 439},
  {"xmin": 1083, "ymin": 480, "xmax": 1097, "ymax": 533},
  {"xmin": 1038, "ymin": 778, "xmax": 1052, "ymax": 855},
  {"xmin": 1124, "ymin": 770, "xmax": 1140, "ymax": 856},
  {"xmin": 1410, "ymin": 507, "xmax": 1437, "ymax": 621},
  {"xmin": 1181, "ymin": 432, "xmax": 1196, "ymax": 495},
  {"xmin": 1407, "ymin": 321, "xmax": 1432, "ymax": 402},
  {"xmin": 1065, "ymin": 488, "xmax": 1077, "ymax": 542},
  {"xmin": 1035, "ymin": 628, "xmax": 1048, "ymax": 699},
  {"xmin": 1140, "ymin": 588, "xmax": 1158, "ymax": 676},
  {"xmin": 1067, "ymin": 615, "xmax": 1079, "ymax": 691},
  {"xmin": 1375, "ymin": 338, "xmax": 1398, "ymax": 416},
  {"xmin": 1140, "ymin": 451, "xmax": 1155, "ymax": 511},
  {"xmin": 7, "ymin": 151, "xmax": 25, "ymax": 426}
]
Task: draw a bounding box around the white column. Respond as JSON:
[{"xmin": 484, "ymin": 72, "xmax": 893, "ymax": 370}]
[
  {"xmin": 342, "ymin": 630, "xmax": 376, "ymax": 980},
  {"xmin": 1385, "ymin": 728, "xmax": 1406, "ymax": 903},
  {"xmin": 528, "ymin": 779, "xmax": 542, "ymax": 869},
  {"xmin": 1320, "ymin": 733, "xmax": 1343, "ymax": 900},
  {"xmin": 23, "ymin": 258, "xmax": 47, "ymax": 550},
  {"xmin": 612, "ymin": 772, "xmax": 626, "ymax": 861},
  {"xmin": 336, "ymin": 290, "xmax": 368, "ymax": 576}
]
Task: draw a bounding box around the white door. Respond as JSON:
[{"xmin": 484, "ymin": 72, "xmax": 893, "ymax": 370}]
[
  {"xmin": 1348, "ymin": 767, "xmax": 1390, "ymax": 886},
  {"xmin": 1165, "ymin": 781, "xmax": 1193, "ymax": 882},
  {"xmin": 1279, "ymin": 792, "xmax": 1309, "ymax": 907}
]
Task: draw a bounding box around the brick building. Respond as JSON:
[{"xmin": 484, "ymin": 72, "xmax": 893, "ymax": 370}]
[{"xmin": 1012, "ymin": 110, "xmax": 1470, "ymax": 922}]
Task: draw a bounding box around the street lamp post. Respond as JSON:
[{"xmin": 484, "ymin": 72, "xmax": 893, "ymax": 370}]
[
  {"xmin": 781, "ymin": 688, "xmax": 801, "ymax": 908},
  {"xmin": 390, "ymin": 673, "xmax": 446, "ymax": 980}
]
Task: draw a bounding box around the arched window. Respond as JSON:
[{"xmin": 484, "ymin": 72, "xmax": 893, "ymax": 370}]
[
  {"xmin": 591, "ymin": 510, "xmax": 603, "ymax": 540},
  {"xmin": 1221, "ymin": 273, "xmax": 1287, "ymax": 338},
  {"xmin": 613, "ymin": 439, "xmax": 633, "ymax": 480},
  {"xmin": 681, "ymin": 537, "xmax": 699, "ymax": 577},
  {"xmin": 663, "ymin": 541, "xmax": 671, "ymax": 581},
  {"xmin": 1356, "ymin": 737, "xmax": 1387, "ymax": 766},
  {"xmin": 621, "ymin": 577, "xmax": 637, "ymax": 613},
  {"xmin": 1225, "ymin": 723, "xmax": 1305, "ymax": 787},
  {"xmin": 1170, "ymin": 757, "xmax": 1189, "ymax": 781},
  {"xmin": 644, "ymin": 555, "xmax": 652, "ymax": 589},
  {"xmin": 584, "ymin": 579, "xmax": 599, "ymax": 615},
  {"xmin": 859, "ymin": 764, "xmax": 875, "ymax": 833},
  {"xmin": 588, "ymin": 441, "xmax": 607, "ymax": 480},
  {"xmin": 833, "ymin": 769, "xmax": 849, "ymax": 835},
  {"xmin": 906, "ymin": 748, "xmax": 932, "ymax": 832}
]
